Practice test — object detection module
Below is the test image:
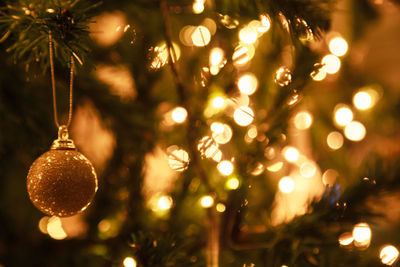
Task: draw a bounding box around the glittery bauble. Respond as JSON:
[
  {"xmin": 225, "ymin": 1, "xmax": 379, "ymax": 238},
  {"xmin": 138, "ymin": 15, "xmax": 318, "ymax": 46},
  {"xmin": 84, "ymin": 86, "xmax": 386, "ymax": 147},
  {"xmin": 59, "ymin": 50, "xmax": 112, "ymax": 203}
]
[{"xmin": 27, "ymin": 149, "xmax": 98, "ymax": 217}]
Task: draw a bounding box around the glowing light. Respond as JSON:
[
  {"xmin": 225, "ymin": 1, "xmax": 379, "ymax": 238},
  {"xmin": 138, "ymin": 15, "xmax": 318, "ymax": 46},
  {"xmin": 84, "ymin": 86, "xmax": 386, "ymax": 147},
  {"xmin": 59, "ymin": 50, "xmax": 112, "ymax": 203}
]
[
  {"xmin": 209, "ymin": 47, "xmax": 225, "ymax": 66},
  {"xmin": 157, "ymin": 195, "xmax": 173, "ymax": 210},
  {"xmin": 232, "ymin": 44, "xmax": 255, "ymax": 65},
  {"xmin": 338, "ymin": 232, "xmax": 354, "ymax": 246},
  {"xmin": 294, "ymin": 111, "xmax": 313, "ymax": 130},
  {"xmin": 211, "ymin": 123, "xmax": 233, "ymax": 144},
  {"xmin": 352, "ymin": 222, "xmax": 372, "ymax": 247},
  {"xmin": 300, "ymin": 161, "xmax": 316, "ymax": 178},
  {"xmin": 275, "ymin": 67, "xmax": 292, "ymax": 86},
  {"xmin": 238, "ymin": 73, "xmax": 258, "ymax": 95},
  {"xmin": 380, "ymin": 245, "xmax": 399, "ymax": 265},
  {"xmin": 91, "ymin": 12, "xmax": 126, "ymax": 47},
  {"xmin": 334, "ymin": 105, "xmax": 353, "ymax": 126},
  {"xmin": 247, "ymin": 125, "xmax": 258, "ymax": 139},
  {"xmin": 329, "ymin": 37, "xmax": 348, "ymax": 57},
  {"xmin": 258, "ymin": 14, "xmax": 271, "ymax": 33},
  {"xmin": 168, "ymin": 147, "xmax": 190, "ymax": 172},
  {"xmin": 191, "ymin": 26, "xmax": 211, "ymax": 47},
  {"xmin": 198, "ymin": 136, "xmax": 220, "ymax": 159},
  {"xmin": 344, "ymin": 121, "xmax": 366, "ymax": 142},
  {"xmin": 282, "ymin": 146, "xmax": 299, "ymax": 162},
  {"xmin": 267, "ymin": 161, "xmax": 283, "ymax": 172},
  {"xmin": 322, "ymin": 169, "xmax": 339, "ymax": 187},
  {"xmin": 212, "ymin": 96, "xmax": 225, "ymax": 109},
  {"xmin": 192, "ymin": 1, "xmax": 204, "ymax": 14},
  {"xmin": 239, "ymin": 25, "xmax": 258, "ymax": 44},
  {"xmin": 98, "ymin": 219, "xmax": 111, "ymax": 232},
  {"xmin": 200, "ymin": 195, "xmax": 214, "ymax": 208},
  {"xmin": 322, "ymin": 54, "xmax": 341, "ymax": 74},
  {"xmin": 217, "ymin": 160, "xmax": 234, "ymax": 176},
  {"xmin": 123, "ymin": 257, "xmax": 137, "ymax": 267},
  {"xmin": 327, "ymin": 131, "xmax": 344, "ymax": 150},
  {"xmin": 226, "ymin": 177, "xmax": 240, "ymax": 190},
  {"xmin": 150, "ymin": 42, "xmax": 181, "ymax": 69},
  {"xmin": 353, "ymin": 91, "xmax": 373, "ymax": 110},
  {"xmin": 38, "ymin": 216, "xmax": 50, "ymax": 234},
  {"xmin": 47, "ymin": 216, "xmax": 67, "ymax": 240},
  {"xmin": 216, "ymin": 203, "xmax": 226, "ymax": 212},
  {"xmin": 233, "ymin": 106, "xmax": 254, "ymax": 126},
  {"xmin": 171, "ymin": 107, "xmax": 188, "ymax": 123},
  {"xmin": 310, "ymin": 65, "xmax": 327, "ymax": 81},
  {"xmin": 279, "ymin": 176, "xmax": 295, "ymax": 194}
]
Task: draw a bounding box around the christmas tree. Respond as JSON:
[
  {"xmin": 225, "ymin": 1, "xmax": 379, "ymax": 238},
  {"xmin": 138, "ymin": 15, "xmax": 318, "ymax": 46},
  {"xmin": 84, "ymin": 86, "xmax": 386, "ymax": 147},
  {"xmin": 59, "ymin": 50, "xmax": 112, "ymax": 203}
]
[{"xmin": 1, "ymin": 0, "xmax": 400, "ymax": 266}]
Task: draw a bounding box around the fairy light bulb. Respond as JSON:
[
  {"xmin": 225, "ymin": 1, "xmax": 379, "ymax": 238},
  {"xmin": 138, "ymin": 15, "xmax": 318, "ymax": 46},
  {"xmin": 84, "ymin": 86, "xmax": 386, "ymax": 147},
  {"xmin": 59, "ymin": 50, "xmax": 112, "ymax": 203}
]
[
  {"xmin": 294, "ymin": 111, "xmax": 313, "ymax": 130},
  {"xmin": 192, "ymin": 0, "xmax": 205, "ymax": 14},
  {"xmin": 217, "ymin": 160, "xmax": 234, "ymax": 176},
  {"xmin": 171, "ymin": 107, "xmax": 188, "ymax": 123},
  {"xmin": 216, "ymin": 203, "xmax": 226, "ymax": 212},
  {"xmin": 123, "ymin": 257, "xmax": 137, "ymax": 267},
  {"xmin": 191, "ymin": 26, "xmax": 211, "ymax": 47},
  {"xmin": 334, "ymin": 105, "xmax": 353, "ymax": 127},
  {"xmin": 200, "ymin": 195, "xmax": 214, "ymax": 208},
  {"xmin": 233, "ymin": 106, "xmax": 254, "ymax": 126},
  {"xmin": 157, "ymin": 195, "xmax": 173, "ymax": 210},
  {"xmin": 380, "ymin": 245, "xmax": 399, "ymax": 265},
  {"xmin": 279, "ymin": 176, "xmax": 295, "ymax": 194},
  {"xmin": 344, "ymin": 121, "xmax": 366, "ymax": 142},
  {"xmin": 352, "ymin": 222, "xmax": 372, "ymax": 247},
  {"xmin": 322, "ymin": 54, "xmax": 341, "ymax": 74},
  {"xmin": 329, "ymin": 37, "xmax": 348, "ymax": 57},
  {"xmin": 225, "ymin": 177, "xmax": 240, "ymax": 190},
  {"xmin": 282, "ymin": 146, "xmax": 299, "ymax": 162},
  {"xmin": 353, "ymin": 91, "xmax": 373, "ymax": 110},
  {"xmin": 238, "ymin": 73, "xmax": 258, "ymax": 95},
  {"xmin": 327, "ymin": 131, "xmax": 344, "ymax": 150}
]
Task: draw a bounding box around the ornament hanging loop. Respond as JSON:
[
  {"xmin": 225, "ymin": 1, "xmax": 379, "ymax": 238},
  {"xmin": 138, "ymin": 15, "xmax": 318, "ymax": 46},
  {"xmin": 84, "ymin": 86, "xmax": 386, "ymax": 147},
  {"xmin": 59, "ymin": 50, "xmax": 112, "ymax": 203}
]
[
  {"xmin": 50, "ymin": 125, "xmax": 76, "ymax": 150},
  {"xmin": 48, "ymin": 30, "xmax": 74, "ymax": 129}
]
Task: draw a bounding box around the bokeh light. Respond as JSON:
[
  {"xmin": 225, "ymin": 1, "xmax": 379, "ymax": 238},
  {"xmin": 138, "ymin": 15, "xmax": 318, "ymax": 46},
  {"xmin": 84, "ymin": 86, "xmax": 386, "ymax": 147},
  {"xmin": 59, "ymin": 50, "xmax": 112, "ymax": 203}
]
[
  {"xmin": 352, "ymin": 222, "xmax": 372, "ymax": 247},
  {"xmin": 322, "ymin": 169, "xmax": 339, "ymax": 187},
  {"xmin": 294, "ymin": 111, "xmax": 313, "ymax": 130},
  {"xmin": 200, "ymin": 195, "xmax": 214, "ymax": 208},
  {"xmin": 239, "ymin": 25, "xmax": 258, "ymax": 44},
  {"xmin": 327, "ymin": 131, "xmax": 344, "ymax": 150},
  {"xmin": 338, "ymin": 232, "xmax": 354, "ymax": 246},
  {"xmin": 310, "ymin": 65, "xmax": 327, "ymax": 81},
  {"xmin": 167, "ymin": 147, "xmax": 190, "ymax": 172},
  {"xmin": 191, "ymin": 26, "xmax": 211, "ymax": 47},
  {"xmin": 217, "ymin": 160, "xmax": 234, "ymax": 176},
  {"xmin": 209, "ymin": 47, "xmax": 225, "ymax": 67},
  {"xmin": 329, "ymin": 37, "xmax": 348, "ymax": 57},
  {"xmin": 238, "ymin": 73, "xmax": 258, "ymax": 95},
  {"xmin": 300, "ymin": 161, "xmax": 317, "ymax": 178},
  {"xmin": 344, "ymin": 121, "xmax": 366, "ymax": 142},
  {"xmin": 322, "ymin": 54, "xmax": 341, "ymax": 74},
  {"xmin": 353, "ymin": 91, "xmax": 374, "ymax": 110},
  {"xmin": 123, "ymin": 257, "xmax": 137, "ymax": 267},
  {"xmin": 334, "ymin": 105, "xmax": 353, "ymax": 127},
  {"xmin": 279, "ymin": 177, "xmax": 295, "ymax": 194},
  {"xmin": 192, "ymin": 0, "xmax": 204, "ymax": 14},
  {"xmin": 216, "ymin": 203, "xmax": 226, "ymax": 212},
  {"xmin": 157, "ymin": 195, "xmax": 173, "ymax": 210},
  {"xmin": 275, "ymin": 67, "xmax": 292, "ymax": 86},
  {"xmin": 380, "ymin": 245, "xmax": 399, "ymax": 265},
  {"xmin": 225, "ymin": 177, "xmax": 240, "ymax": 190},
  {"xmin": 282, "ymin": 146, "xmax": 299, "ymax": 162},
  {"xmin": 258, "ymin": 14, "xmax": 271, "ymax": 33},
  {"xmin": 47, "ymin": 216, "xmax": 67, "ymax": 240},
  {"xmin": 267, "ymin": 161, "xmax": 283, "ymax": 172},
  {"xmin": 211, "ymin": 122, "xmax": 233, "ymax": 144},
  {"xmin": 171, "ymin": 107, "xmax": 188, "ymax": 123},
  {"xmin": 212, "ymin": 96, "xmax": 225, "ymax": 109},
  {"xmin": 233, "ymin": 106, "xmax": 254, "ymax": 126}
]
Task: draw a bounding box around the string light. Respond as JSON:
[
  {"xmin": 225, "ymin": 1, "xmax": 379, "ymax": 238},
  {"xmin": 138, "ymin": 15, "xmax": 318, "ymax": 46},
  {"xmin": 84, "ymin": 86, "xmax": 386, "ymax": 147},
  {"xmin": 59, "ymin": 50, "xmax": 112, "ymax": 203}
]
[
  {"xmin": 225, "ymin": 177, "xmax": 240, "ymax": 190},
  {"xmin": 279, "ymin": 176, "xmax": 295, "ymax": 194},
  {"xmin": 217, "ymin": 160, "xmax": 234, "ymax": 176},
  {"xmin": 282, "ymin": 146, "xmax": 299, "ymax": 162},
  {"xmin": 329, "ymin": 37, "xmax": 348, "ymax": 57},
  {"xmin": 233, "ymin": 106, "xmax": 254, "ymax": 126},
  {"xmin": 322, "ymin": 54, "xmax": 341, "ymax": 74},
  {"xmin": 238, "ymin": 73, "xmax": 258, "ymax": 95},
  {"xmin": 209, "ymin": 47, "xmax": 225, "ymax": 67},
  {"xmin": 380, "ymin": 245, "xmax": 399, "ymax": 265},
  {"xmin": 344, "ymin": 121, "xmax": 366, "ymax": 142},
  {"xmin": 200, "ymin": 195, "xmax": 214, "ymax": 208},
  {"xmin": 191, "ymin": 26, "xmax": 211, "ymax": 47},
  {"xmin": 327, "ymin": 131, "xmax": 344, "ymax": 150},
  {"xmin": 171, "ymin": 107, "xmax": 188, "ymax": 123},
  {"xmin": 334, "ymin": 104, "xmax": 353, "ymax": 127},
  {"xmin": 293, "ymin": 111, "xmax": 313, "ymax": 130},
  {"xmin": 353, "ymin": 90, "xmax": 376, "ymax": 110},
  {"xmin": 211, "ymin": 96, "xmax": 225, "ymax": 109},
  {"xmin": 352, "ymin": 222, "xmax": 372, "ymax": 247},
  {"xmin": 123, "ymin": 257, "xmax": 137, "ymax": 267},
  {"xmin": 239, "ymin": 25, "xmax": 258, "ymax": 44},
  {"xmin": 157, "ymin": 195, "xmax": 173, "ymax": 210},
  {"xmin": 216, "ymin": 203, "xmax": 226, "ymax": 212}
]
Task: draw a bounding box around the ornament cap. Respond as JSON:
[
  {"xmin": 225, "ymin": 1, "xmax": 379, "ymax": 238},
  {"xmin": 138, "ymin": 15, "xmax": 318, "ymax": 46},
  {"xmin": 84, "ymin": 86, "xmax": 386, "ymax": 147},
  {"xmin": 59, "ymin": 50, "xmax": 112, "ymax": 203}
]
[{"xmin": 51, "ymin": 125, "xmax": 76, "ymax": 150}]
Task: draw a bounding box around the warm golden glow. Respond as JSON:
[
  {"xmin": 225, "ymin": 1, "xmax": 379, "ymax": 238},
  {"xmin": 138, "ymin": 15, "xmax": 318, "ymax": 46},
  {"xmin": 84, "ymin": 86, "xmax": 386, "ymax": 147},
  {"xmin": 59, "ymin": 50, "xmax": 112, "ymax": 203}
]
[
  {"xmin": 123, "ymin": 257, "xmax": 137, "ymax": 267},
  {"xmin": 225, "ymin": 177, "xmax": 240, "ymax": 190},
  {"xmin": 258, "ymin": 14, "xmax": 271, "ymax": 33},
  {"xmin": 192, "ymin": 0, "xmax": 205, "ymax": 14},
  {"xmin": 38, "ymin": 216, "xmax": 50, "ymax": 234},
  {"xmin": 380, "ymin": 245, "xmax": 399, "ymax": 265},
  {"xmin": 327, "ymin": 131, "xmax": 344, "ymax": 150},
  {"xmin": 91, "ymin": 12, "xmax": 126, "ymax": 47},
  {"xmin": 300, "ymin": 161, "xmax": 316, "ymax": 178},
  {"xmin": 275, "ymin": 67, "xmax": 292, "ymax": 86},
  {"xmin": 167, "ymin": 147, "xmax": 190, "ymax": 172},
  {"xmin": 247, "ymin": 125, "xmax": 258, "ymax": 139},
  {"xmin": 294, "ymin": 111, "xmax": 313, "ymax": 130},
  {"xmin": 329, "ymin": 37, "xmax": 348, "ymax": 57},
  {"xmin": 209, "ymin": 47, "xmax": 225, "ymax": 67},
  {"xmin": 217, "ymin": 160, "xmax": 234, "ymax": 176},
  {"xmin": 233, "ymin": 106, "xmax": 254, "ymax": 126},
  {"xmin": 344, "ymin": 121, "xmax": 366, "ymax": 142},
  {"xmin": 239, "ymin": 25, "xmax": 258, "ymax": 44},
  {"xmin": 150, "ymin": 42, "xmax": 181, "ymax": 69},
  {"xmin": 310, "ymin": 66, "xmax": 327, "ymax": 81},
  {"xmin": 157, "ymin": 195, "xmax": 173, "ymax": 210},
  {"xmin": 267, "ymin": 161, "xmax": 283, "ymax": 172},
  {"xmin": 322, "ymin": 169, "xmax": 339, "ymax": 187},
  {"xmin": 279, "ymin": 176, "xmax": 295, "ymax": 194},
  {"xmin": 352, "ymin": 222, "xmax": 372, "ymax": 247},
  {"xmin": 47, "ymin": 216, "xmax": 67, "ymax": 240},
  {"xmin": 216, "ymin": 203, "xmax": 226, "ymax": 212},
  {"xmin": 238, "ymin": 73, "xmax": 258, "ymax": 95},
  {"xmin": 282, "ymin": 146, "xmax": 299, "ymax": 162},
  {"xmin": 353, "ymin": 91, "xmax": 375, "ymax": 110},
  {"xmin": 197, "ymin": 136, "xmax": 220, "ymax": 159},
  {"xmin": 322, "ymin": 54, "xmax": 341, "ymax": 74},
  {"xmin": 211, "ymin": 96, "xmax": 225, "ymax": 109},
  {"xmin": 211, "ymin": 122, "xmax": 233, "ymax": 144},
  {"xmin": 232, "ymin": 44, "xmax": 255, "ymax": 65},
  {"xmin": 191, "ymin": 26, "xmax": 211, "ymax": 47},
  {"xmin": 200, "ymin": 195, "xmax": 214, "ymax": 208},
  {"xmin": 338, "ymin": 232, "xmax": 354, "ymax": 246},
  {"xmin": 171, "ymin": 107, "xmax": 188, "ymax": 123},
  {"xmin": 334, "ymin": 105, "xmax": 353, "ymax": 127}
]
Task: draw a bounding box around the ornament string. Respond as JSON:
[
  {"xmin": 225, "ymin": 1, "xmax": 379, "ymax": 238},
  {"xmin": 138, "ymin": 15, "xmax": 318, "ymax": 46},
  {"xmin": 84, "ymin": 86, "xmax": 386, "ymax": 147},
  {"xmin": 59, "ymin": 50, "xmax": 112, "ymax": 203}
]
[{"xmin": 48, "ymin": 31, "xmax": 74, "ymax": 129}]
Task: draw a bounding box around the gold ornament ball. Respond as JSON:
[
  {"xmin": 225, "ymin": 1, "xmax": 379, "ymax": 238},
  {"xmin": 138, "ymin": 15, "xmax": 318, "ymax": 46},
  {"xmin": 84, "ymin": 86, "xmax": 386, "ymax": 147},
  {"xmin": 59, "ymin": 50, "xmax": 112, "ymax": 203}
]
[{"xmin": 27, "ymin": 149, "xmax": 98, "ymax": 217}]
